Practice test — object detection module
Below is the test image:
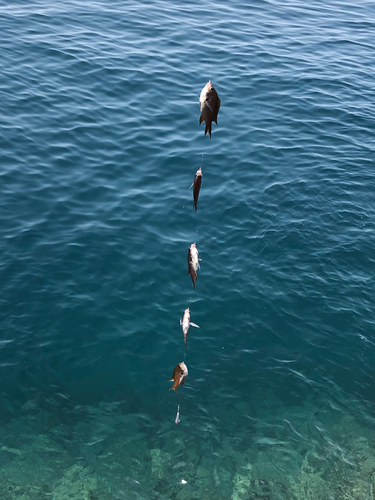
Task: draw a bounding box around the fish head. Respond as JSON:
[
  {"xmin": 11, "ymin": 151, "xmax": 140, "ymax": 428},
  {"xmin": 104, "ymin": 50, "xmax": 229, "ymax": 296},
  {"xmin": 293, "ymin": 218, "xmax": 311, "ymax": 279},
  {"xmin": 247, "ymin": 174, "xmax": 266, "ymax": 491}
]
[
  {"xmin": 200, "ymin": 82, "xmax": 212, "ymax": 107},
  {"xmin": 182, "ymin": 308, "xmax": 190, "ymax": 325},
  {"xmin": 179, "ymin": 362, "xmax": 188, "ymax": 377}
]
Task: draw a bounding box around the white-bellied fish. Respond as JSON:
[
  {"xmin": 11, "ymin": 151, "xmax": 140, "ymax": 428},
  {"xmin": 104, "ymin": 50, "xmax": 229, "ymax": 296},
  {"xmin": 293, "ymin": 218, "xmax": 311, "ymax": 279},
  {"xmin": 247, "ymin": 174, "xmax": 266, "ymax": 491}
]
[
  {"xmin": 180, "ymin": 307, "xmax": 200, "ymax": 348},
  {"xmin": 191, "ymin": 167, "xmax": 202, "ymax": 212},
  {"xmin": 187, "ymin": 243, "xmax": 200, "ymax": 289},
  {"xmin": 199, "ymin": 81, "xmax": 221, "ymax": 138},
  {"xmin": 170, "ymin": 362, "xmax": 188, "ymax": 392}
]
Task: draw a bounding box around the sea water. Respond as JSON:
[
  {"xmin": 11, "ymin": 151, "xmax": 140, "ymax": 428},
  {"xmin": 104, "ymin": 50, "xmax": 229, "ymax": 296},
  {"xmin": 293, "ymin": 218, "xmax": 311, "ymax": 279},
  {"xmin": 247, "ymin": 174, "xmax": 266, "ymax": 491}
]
[{"xmin": 1, "ymin": 0, "xmax": 375, "ymax": 498}]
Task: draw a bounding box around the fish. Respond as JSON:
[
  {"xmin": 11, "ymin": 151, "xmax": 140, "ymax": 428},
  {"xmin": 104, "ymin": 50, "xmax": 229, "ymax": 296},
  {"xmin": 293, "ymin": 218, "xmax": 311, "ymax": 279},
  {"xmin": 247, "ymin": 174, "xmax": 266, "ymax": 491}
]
[
  {"xmin": 175, "ymin": 411, "xmax": 180, "ymax": 424},
  {"xmin": 170, "ymin": 362, "xmax": 188, "ymax": 392},
  {"xmin": 199, "ymin": 81, "xmax": 221, "ymax": 138},
  {"xmin": 187, "ymin": 243, "xmax": 200, "ymax": 289},
  {"xmin": 180, "ymin": 307, "xmax": 200, "ymax": 349},
  {"xmin": 190, "ymin": 167, "xmax": 202, "ymax": 212},
  {"xmin": 175, "ymin": 405, "xmax": 180, "ymax": 424}
]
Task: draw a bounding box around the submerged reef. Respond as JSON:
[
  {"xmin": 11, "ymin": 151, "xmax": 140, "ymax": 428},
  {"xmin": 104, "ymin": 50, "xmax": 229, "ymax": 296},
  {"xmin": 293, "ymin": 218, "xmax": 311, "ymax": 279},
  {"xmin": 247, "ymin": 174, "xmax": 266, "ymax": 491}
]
[{"xmin": 1, "ymin": 394, "xmax": 375, "ymax": 499}]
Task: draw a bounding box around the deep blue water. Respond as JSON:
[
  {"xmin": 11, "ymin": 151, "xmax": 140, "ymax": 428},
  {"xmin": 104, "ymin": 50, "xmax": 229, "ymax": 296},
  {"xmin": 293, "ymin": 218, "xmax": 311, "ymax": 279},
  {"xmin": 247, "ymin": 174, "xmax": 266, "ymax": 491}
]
[{"xmin": 1, "ymin": 0, "xmax": 375, "ymax": 498}]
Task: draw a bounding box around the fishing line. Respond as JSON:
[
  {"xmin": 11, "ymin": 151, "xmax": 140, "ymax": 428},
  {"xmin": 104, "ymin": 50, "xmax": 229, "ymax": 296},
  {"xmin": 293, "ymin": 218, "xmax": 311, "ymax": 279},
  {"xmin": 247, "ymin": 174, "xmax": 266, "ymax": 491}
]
[
  {"xmin": 188, "ymin": 152, "xmax": 204, "ymax": 309},
  {"xmin": 178, "ymin": 149, "xmax": 204, "ymax": 424},
  {"xmin": 175, "ymin": 15, "xmax": 214, "ymax": 424},
  {"xmin": 206, "ymin": 26, "xmax": 214, "ymax": 82}
]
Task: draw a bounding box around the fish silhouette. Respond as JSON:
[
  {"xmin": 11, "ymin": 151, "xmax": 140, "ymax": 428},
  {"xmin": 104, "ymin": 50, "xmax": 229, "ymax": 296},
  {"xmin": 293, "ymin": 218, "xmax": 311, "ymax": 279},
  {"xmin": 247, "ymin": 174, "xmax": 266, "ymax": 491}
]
[
  {"xmin": 180, "ymin": 307, "xmax": 200, "ymax": 348},
  {"xmin": 170, "ymin": 362, "xmax": 188, "ymax": 392},
  {"xmin": 187, "ymin": 243, "xmax": 200, "ymax": 289},
  {"xmin": 191, "ymin": 167, "xmax": 202, "ymax": 212},
  {"xmin": 199, "ymin": 81, "xmax": 221, "ymax": 137}
]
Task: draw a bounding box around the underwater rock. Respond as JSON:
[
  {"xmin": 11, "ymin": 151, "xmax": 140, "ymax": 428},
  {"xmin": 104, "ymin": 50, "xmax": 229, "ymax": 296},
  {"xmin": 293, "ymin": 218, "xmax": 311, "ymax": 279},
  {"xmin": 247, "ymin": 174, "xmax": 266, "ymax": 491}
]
[
  {"xmin": 150, "ymin": 448, "xmax": 171, "ymax": 480},
  {"xmin": 289, "ymin": 455, "xmax": 328, "ymax": 500},
  {"xmin": 231, "ymin": 472, "xmax": 251, "ymax": 500},
  {"xmin": 195, "ymin": 464, "xmax": 213, "ymax": 489},
  {"xmin": 217, "ymin": 467, "xmax": 235, "ymax": 485},
  {"xmin": 52, "ymin": 464, "xmax": 99, "ymax": 500}
]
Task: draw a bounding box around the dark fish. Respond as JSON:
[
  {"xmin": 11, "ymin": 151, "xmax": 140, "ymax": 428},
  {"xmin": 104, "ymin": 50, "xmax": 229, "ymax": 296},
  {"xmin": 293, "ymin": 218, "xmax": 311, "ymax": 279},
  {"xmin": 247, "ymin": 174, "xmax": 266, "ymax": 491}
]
[
  {"xmin": 187, "ymin": 243, "xmax": 200, "ymax": 289},
  {"xmin": 170, "ymin": 362, "xmax": 188, "ymax": 392},
  {"xmin": 199, "ymin": 81, "xmax": 221, "ymax": 138},
  {"xmin": 191, "ymin": 167, "xmax": 202, "ymax": 212},
  {"xmin": 180, "ymin": 307, "xmax": 200, "ymax": 348}
]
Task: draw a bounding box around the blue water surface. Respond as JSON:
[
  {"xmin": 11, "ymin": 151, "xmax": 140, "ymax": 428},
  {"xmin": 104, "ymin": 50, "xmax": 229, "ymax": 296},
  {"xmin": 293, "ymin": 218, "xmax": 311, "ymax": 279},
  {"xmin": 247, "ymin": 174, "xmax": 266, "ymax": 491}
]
[{"xmin": 1, "ymin": 0, "xmax": 375, "ymax": 498}]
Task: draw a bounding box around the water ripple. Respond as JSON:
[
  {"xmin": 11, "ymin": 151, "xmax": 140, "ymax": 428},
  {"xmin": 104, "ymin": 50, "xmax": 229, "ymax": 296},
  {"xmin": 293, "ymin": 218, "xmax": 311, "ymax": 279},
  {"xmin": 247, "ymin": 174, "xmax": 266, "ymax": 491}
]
[{"xmin": 0, "ymin": 0, "xmax": 375, "ymax": 497}]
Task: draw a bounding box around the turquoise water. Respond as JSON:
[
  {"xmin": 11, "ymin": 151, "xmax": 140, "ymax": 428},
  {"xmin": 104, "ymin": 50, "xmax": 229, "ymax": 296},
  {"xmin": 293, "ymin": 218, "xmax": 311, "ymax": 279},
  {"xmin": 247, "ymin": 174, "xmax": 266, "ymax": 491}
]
[{"xmin": 1, "ymin": 0, "xmax": 375, "ymax": 498}]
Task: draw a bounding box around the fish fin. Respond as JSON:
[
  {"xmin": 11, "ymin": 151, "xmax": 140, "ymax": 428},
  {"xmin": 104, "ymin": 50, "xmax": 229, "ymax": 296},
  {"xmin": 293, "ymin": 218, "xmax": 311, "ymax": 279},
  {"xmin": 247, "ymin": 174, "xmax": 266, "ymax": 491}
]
[
  {"xmin": 189, "ymin": 182, "xmax": 193, "ymax": 190},
  {"xmin": 190, "ymin": 322, "xmax": 199, "ymax": 328},
  {"xmin": 180, "ymin": 319, "xmax": 183, "ymax": 325},
  {"xmin": 205, "ymin": 99, "xmax": 213, "ymax": 112},
  {"xmin": 205, "ymin": 121, "xmax": 212, "ymax": 138},
  {"xmin": 199, "ymin": 114, "xmax": 204, "ymax": 125},
  {"xmin": 169, "ymin": 381, "xmax": 178, "ymax": 392}
]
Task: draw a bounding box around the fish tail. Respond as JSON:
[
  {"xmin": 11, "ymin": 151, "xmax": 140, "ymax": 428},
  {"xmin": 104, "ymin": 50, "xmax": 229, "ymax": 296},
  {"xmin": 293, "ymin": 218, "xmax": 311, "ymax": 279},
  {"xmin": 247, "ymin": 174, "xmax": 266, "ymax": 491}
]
[
  {"xmin": 169, "ymin": 381, "xmax": 178, "ymax": 392},
  {"xmin": 205, "ymin": 121, "xmax": 212, "ymax": 138}
]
